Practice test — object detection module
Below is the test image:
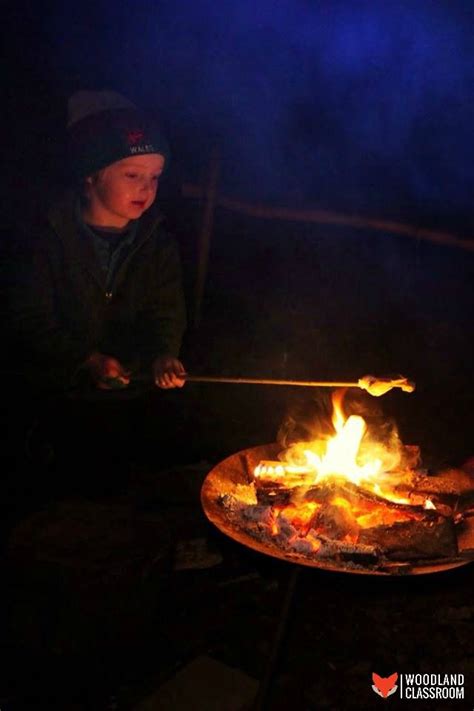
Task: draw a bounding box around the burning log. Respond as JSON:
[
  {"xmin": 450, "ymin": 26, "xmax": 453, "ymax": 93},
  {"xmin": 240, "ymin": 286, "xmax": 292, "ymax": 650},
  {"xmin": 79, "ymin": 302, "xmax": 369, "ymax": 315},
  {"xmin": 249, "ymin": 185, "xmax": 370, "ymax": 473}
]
[
  {"xmin": 305, "ymin": 485, "xmax": 458, "ymax": 560},
  {"xmin": 312, "ymin": 503, "xmax": 359, "ymax": 540},
  {"xmin": 255, "ymin": 479, "xmax": 298, "ymax": 507},
  {"xmin": 398, "ymin": 468, "xmax": 474, "ymax": 512},
  {"xmin": 253, "ymin": 461, "xmax": 314, "ymax": 506},
  {"xmin": 251, "ymin": 464, "xmax": 463, "ymax": 563},
  {"xmin": 358, "ymin": 515, "xmax": 458, "ymax": 561}
]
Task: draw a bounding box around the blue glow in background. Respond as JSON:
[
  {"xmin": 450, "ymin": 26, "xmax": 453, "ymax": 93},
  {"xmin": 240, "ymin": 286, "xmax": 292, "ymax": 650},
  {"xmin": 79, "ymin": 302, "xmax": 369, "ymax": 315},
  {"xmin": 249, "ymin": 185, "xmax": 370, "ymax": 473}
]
[{"xmin": 35, "ymin": 0, "xmax": 473, "ymax": 227}]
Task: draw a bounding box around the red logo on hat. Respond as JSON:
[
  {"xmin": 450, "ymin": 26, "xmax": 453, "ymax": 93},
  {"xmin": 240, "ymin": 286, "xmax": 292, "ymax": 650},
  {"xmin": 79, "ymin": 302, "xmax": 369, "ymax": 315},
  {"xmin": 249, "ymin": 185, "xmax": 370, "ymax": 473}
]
[{"xmin": 127, "ymin": 129, "xmax": 145, "ymax": 145}]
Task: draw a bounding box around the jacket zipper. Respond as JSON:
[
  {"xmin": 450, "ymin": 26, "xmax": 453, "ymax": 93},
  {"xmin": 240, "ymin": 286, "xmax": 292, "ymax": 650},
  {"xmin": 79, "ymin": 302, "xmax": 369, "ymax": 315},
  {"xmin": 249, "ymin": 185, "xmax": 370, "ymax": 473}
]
[{"xmin": 102, "ymin": 223, "xmax": 158, "ymax": 299}]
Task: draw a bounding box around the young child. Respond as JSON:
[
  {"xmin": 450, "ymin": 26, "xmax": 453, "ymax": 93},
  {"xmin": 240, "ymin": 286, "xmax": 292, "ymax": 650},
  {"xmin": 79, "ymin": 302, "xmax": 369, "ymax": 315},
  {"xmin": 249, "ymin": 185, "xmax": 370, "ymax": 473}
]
[
  {"xmin": 2, "ymin": 90, "xmax": 189, "ymax": 502},
  {"xmin": 12, "ymin": 89, "xmax": 187, "ymax": 393}
]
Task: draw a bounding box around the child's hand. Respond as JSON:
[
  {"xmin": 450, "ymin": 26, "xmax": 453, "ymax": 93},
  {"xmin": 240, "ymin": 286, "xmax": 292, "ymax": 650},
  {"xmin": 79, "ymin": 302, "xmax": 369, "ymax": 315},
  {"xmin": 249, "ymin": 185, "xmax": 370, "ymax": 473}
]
[
  {"xmin": 83, "ymin": 352, "xmax": 131, "ymax": 389},
  {"xmin": 153, "ymin": 354, "xmax": 186, "ymax": 389}
]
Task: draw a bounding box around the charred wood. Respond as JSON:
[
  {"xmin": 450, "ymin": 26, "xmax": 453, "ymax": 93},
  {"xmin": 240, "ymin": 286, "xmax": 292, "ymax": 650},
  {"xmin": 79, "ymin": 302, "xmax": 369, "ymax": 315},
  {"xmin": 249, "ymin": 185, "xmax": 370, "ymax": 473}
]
[{"xmin": 358, "ymin": 516, "xmax": 458, "ymax": 560}]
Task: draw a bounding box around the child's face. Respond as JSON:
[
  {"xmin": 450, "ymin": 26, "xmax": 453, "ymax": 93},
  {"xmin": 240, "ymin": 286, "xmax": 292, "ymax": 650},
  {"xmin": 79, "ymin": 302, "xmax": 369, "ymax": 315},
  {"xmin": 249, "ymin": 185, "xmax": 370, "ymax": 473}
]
[{"xmin": 84, "ymin": 153, "xmax": 165, "ymax": 227}]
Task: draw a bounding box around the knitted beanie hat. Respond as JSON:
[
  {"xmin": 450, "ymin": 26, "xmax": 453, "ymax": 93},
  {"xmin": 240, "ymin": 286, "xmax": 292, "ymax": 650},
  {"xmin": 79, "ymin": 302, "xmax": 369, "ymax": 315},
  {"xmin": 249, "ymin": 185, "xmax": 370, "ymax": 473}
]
[{"xmin": 67, "ymin": 90, "xmax": 170, "ymax": 178}]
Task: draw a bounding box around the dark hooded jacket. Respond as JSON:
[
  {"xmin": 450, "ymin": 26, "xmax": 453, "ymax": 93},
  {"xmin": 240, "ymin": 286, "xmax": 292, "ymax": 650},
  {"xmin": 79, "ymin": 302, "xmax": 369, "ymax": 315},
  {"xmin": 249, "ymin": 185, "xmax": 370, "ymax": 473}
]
[{"xmin": 4, "ymin": 193, "xmax": 187, "ymax": 392}]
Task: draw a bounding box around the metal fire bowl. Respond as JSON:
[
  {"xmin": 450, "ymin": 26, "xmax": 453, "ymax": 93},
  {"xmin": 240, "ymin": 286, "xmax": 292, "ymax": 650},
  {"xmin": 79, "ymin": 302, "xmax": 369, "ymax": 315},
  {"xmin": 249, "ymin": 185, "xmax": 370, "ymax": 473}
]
[{"xmin": 201, "ymin": 444, "xmax": 471, "ymax": 576}]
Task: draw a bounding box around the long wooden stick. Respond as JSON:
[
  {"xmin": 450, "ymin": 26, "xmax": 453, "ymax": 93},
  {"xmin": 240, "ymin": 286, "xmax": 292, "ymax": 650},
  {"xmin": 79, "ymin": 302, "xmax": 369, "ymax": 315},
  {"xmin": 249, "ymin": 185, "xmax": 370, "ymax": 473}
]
[
  {"xmin": 184, "ymin": 374, "xmax": 415, "ymax": 395},
  {"xmin": 103, "ymin": 372, "xmax": 415, "ymax": 396},
  {"xmin": 185, "ymin": 375, "xmax": 357, "ymax": 388}
]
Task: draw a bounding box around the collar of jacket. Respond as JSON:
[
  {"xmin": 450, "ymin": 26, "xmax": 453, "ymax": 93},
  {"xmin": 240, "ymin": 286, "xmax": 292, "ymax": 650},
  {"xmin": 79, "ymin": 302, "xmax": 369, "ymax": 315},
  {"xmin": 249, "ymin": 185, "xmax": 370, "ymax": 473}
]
[{"xmin": 46, "ymin": 191, "xmax": 165, "ymax": 288}]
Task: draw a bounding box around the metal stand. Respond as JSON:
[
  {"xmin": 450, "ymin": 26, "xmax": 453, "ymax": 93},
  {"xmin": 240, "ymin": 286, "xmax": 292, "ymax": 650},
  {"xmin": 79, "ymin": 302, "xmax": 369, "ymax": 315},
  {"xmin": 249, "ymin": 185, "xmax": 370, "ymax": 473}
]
[{"xmin": 252, "ymin": 565, "xmax": 301, "ymax": 711}]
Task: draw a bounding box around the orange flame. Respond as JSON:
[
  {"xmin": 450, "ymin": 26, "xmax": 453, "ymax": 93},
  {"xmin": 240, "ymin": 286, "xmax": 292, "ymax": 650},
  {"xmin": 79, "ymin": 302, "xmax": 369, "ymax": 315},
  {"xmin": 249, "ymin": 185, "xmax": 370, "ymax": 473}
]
[{"xmin": 254, "ymin": 389, "xmax": 419, "ymax": 502}]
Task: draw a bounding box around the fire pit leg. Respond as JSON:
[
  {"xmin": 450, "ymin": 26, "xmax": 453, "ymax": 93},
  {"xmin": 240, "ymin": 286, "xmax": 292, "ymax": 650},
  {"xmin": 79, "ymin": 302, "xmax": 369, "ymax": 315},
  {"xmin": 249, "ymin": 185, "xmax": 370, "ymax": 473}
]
[{"xmin": 252, "ymin": 565, "xmax": 301, "ymax": 711}]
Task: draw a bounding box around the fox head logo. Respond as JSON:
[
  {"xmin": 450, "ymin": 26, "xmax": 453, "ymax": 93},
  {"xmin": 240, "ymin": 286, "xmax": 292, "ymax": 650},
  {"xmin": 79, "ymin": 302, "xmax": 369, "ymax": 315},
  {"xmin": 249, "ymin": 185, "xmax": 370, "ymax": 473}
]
[{"xmin": 372, "ymin": 672, "xmax": 398, "ymax": 698}]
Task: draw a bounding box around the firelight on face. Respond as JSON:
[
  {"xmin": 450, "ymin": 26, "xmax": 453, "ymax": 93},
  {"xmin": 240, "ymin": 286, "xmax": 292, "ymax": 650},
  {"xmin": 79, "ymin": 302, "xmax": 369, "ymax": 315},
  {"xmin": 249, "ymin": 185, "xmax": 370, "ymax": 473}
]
[{"xmin": 84, "ymin": 153, "xmax": 165, "ymax": 228}]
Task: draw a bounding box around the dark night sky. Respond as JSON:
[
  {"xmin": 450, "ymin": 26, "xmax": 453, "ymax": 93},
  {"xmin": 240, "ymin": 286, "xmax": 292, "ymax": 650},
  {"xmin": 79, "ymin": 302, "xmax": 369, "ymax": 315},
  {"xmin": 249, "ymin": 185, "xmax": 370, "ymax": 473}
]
[{"xmin": 3, "ymin": 0, "xmax": 474, "ymax": 233}]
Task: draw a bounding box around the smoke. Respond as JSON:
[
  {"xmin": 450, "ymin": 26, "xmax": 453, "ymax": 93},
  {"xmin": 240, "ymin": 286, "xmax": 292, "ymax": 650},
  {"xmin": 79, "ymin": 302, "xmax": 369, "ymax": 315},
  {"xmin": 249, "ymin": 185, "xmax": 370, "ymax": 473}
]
[
  {"xmin": 278, "ymin": 388, "xmax": 395, "ymax": 446},
  {"xmin": 39, "ymin": 1, "xmax": 473, "ymax": 220}
]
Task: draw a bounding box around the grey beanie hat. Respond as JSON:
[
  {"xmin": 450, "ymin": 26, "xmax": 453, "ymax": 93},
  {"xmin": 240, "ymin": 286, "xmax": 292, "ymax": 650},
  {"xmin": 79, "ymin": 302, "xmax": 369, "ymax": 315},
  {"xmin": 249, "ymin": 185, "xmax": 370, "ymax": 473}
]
[{"xmin": 67, "ymin": 90, "xmax": 170, "ymax": 178}]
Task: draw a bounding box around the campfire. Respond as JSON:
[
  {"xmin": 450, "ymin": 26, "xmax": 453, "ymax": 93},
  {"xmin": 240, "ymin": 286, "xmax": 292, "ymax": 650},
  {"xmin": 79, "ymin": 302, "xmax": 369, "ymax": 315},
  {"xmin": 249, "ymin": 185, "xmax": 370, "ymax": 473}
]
[{"xmin": 201, "ymin": 387, "xmax": 474, "ymax": 575}]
